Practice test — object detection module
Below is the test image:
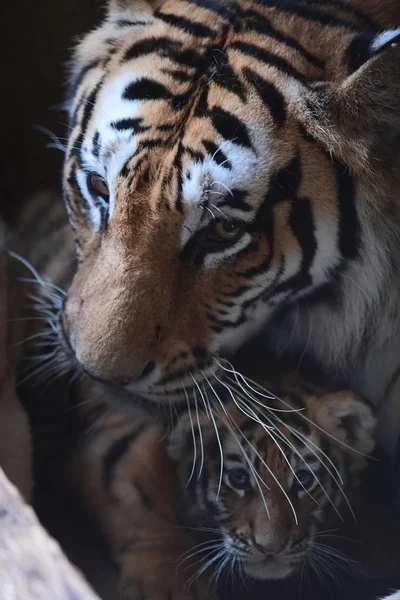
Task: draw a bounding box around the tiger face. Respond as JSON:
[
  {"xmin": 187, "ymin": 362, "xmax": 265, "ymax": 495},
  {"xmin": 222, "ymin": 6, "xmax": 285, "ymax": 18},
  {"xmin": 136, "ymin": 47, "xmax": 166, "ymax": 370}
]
[
  {"xmin": 62, "ymin": 0, "xmax": 400, "ymax": 402},
  {"xmin": 169, "ymin": 379, "xmax": 376, "ymax": 580}
]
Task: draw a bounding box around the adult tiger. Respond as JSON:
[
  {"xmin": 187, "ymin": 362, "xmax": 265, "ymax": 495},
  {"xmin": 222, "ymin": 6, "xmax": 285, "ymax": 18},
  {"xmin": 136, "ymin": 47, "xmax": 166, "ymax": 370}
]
[{"xmin": 62, "ymin": 0, "xmax": 400, "ymax": 457}]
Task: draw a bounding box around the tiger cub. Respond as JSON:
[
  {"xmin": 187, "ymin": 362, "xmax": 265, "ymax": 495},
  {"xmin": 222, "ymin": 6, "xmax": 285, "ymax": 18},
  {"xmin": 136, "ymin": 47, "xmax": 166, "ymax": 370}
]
[
  {"xmin": 169, "ymin": 375, "xmax": 376, "ymax": 583},
  {"xmin": 69, "ymin": 373, "xmax": 375, "ymax": 597}
]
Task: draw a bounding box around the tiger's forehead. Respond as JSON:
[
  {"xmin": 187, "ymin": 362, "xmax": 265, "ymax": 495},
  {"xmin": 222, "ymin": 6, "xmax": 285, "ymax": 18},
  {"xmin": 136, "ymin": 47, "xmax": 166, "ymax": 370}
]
[{"xmin": 86, "ymin": 57, "xmax": 271, "ymax": 184}]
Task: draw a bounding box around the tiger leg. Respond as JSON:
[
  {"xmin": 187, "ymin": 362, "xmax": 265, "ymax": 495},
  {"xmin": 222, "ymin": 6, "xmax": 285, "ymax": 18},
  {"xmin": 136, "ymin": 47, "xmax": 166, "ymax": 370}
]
[{"xmin": 70, "ymin": 392, "xmax": 211, "ymax": 600}]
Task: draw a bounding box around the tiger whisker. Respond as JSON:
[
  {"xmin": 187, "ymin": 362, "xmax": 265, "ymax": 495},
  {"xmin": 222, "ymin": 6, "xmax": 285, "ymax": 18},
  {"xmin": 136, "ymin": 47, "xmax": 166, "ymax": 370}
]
[
  {"xmin": 186, "ymin": 549, "xmax": 227, "ymax": 587},
  {"xmin": 17, "ymin": 354, "xmax": 62, "ymax": 387},
  {"xmin": 18, "ymin": 276, "xmax": 66, "ymax": 297},
  {"xmin": 215, "ymin": 357, "xmax": 304, "ymax": 413},
  {"xmin": 178, "ymin": 542, "xmax": 224, "ymax": 564},
  {"xmin": 210, "ymin": 180, "xmax": 234, "ymax": 197},
  {"xmin": 11, "ymin": 329, "xmax": 54, "ymax": 348},
  {"xmin": 209, "ymin": 401, "xmax": 270, "ymax": 519},
  {"xmin": 193, "ymin": 390, "xmax": 205, "ymax": 481},
  {"xmin": 183, "ymin": 385, "xmax": 197, "ymax": 488},
  {"xmin": 201, "ymin": 381, "xmax": 224, "ymax": 500},
  {"xmin": 226, "ymin": 384, "xmax": 343, "ymax": 512},
  {"xmin": 209, "ymin": 203, "xmax": 225, "ymax": 216},
  {"xmin": 282, "ymin": 423, "xmax": 356, "ymax": 521},
  {"xmin": 233, "ymin": 388, "xmax": 350, "ymax": 520},
  {"xmin": 207, "ymin": 373, "xmax": 298, "ymax": 523},
  {"xmin": 226, "ymin": 366, "xmax": 372, "ymax": 458},
  {"xmin": 235, "ymin": 395, "xmax": 319, "ymax": 504}
]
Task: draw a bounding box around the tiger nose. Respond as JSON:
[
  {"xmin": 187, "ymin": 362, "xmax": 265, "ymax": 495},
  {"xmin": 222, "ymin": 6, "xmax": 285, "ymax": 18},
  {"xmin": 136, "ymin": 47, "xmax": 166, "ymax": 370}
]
[
  {"xmin": 252, "ymin": 532, "xmax": 290, "ymax": 556},
  {"xmin": 84, "ymin": 360, "xmax": 156, "ymax": 387}
]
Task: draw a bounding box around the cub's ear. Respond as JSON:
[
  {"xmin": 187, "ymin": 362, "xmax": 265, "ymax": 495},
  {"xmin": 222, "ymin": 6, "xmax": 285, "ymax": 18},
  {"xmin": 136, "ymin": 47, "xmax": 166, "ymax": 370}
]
[
  {"xmin": 303, "ymin": 29, "xmax": 400, "ymax": 171},
  {"xmin": 313, "ymin": 391, "xmax": 376, "ymax": 456}
]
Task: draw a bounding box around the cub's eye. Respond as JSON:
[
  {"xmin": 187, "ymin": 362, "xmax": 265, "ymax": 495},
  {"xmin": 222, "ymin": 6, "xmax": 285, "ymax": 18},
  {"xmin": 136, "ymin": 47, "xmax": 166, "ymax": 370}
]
[
  {"xmin": 87, "ymin": 174, "xmax": 110, "ymax": 201},
  {"xmin": 228, "ymin": 468, "xmax": 250, "ymax": 490},
  {"xmin": 293, "ymin": 470, "xmax": 315, "ymax": 491},
  {"xmin": 208, "ymin": 219, "xmax": 244, "ymax": 244}
]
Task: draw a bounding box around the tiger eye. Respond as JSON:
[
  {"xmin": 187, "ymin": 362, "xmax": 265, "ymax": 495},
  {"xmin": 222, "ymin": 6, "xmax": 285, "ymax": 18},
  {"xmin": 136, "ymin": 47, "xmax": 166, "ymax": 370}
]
[
  {"xmin": 228, "ymin": 468, "xmax": 250, "ymax": 490},
  {"xmin": 293, "ymin": 470, "xmax": 315, "ymax": 491},
  {"xmin": 209, "ymin": 219, "xmax": 244, "ymax": 243},
  {"xmin": 87, "ymin": 174, "xmax": 110, "ymax": 201}
]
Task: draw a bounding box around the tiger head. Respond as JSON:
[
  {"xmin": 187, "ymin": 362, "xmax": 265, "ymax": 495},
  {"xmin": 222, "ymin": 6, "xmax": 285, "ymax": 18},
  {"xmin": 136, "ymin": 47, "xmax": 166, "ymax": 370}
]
[
  {"xmin": 169, "ymin": 379, "xmax": 376, "ymax": 580},
  {"xmin": 62, "ymin": 0, "xmax": 400, "ymax": 402}
]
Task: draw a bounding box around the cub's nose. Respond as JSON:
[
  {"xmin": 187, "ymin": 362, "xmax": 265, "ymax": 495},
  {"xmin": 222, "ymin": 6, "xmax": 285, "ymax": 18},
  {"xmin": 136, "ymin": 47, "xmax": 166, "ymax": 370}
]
[{"xmin": 84, "ymin": 360, "xmax": 156, "ymax": 387}]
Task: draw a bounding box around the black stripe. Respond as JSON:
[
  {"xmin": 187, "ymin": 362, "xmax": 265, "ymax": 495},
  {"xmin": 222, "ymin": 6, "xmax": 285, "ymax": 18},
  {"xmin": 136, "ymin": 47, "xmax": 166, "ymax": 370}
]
[
  {"xmin": 185, "ymin": 147, "xmax": 205, "ymax": 162},
  {"xmin": 344, "ymin": 31, "xmax": 375, "ymax": 75},
  {"xmin": 211, "ymin": 106, "xmax": 253, "ymax": 149},
  {"xmin": 270, "ymin": 270, "xmax": 312, "ymax": 299},
  {"xmin": 67, "ymin": 59, "xmax": 101, "ymax": 102},
  {"xmin": 185, "ymin": 0, "xmax": 234, "ymax": 21},
  {"xmin": 242, "ymin": 8, "xmax": 325, "ymax": 69},
  {"xmin": 289, "ymin": 196, "xmax": 317, "ymax": 273},
  {"xmin": 266, "ymin": 155, "xmax": 302, "ymax": 204},
  {"xmin": 111, "ymin": 118, "xmax": 149, "ymax": 132},
  {"xmin": 334, "ymin": 161, "xmax": 359, "ymax": 261},
  {"xmin": 226, "ymin": 453, "xmax": 245, "ymax": 463},
  {"xmin": 174, "ymin": 142, "xmax": 184, "ymax": 212},
  {"xmin": 65, "ymin": 162, "xmax": 91, "ymax": 222},
  {"xmin": 123, "ymin": 36, "xmax": 181, "ymax": 62},
  {"xmin": 243, "ymin": 67, "xmax": 286, "ymax": 128},
  {"xmin": 156, "ymin": 10, "xmax": 216, "ymax": 38},
  {"xmin": 102, "ymin": 426, "xmax": 146, "ymax": 493},
  {"xmin": 115, "ymin": 19, "xmax": 148, "ymax": 27},
  {"xmin": 230, "ymin": 41, "xmax": 313, "ymax": 85},
  {"xmin": 124, "ymin": 36, "xmax": 208, "ymax": 71},
  {"xmin": 211, "ymin": 52, "xmax": 247, "ymax": 102},
  {"xmin": 253, "ymin": 0, "xmax": 360, "ymax": 31},
  {"xmin": 203, "ymin": 140, "xmax": 231, "ymax": 168},
  {"xmin": 92, "ymin": 131, "xmax": 101, "ymax": 157},
  {"xmin": 300, "ymin": 0, "xmax": 377, "ymax": 30},
  {"xmin": 220, "ymin": 189, "xmax": 251, "ymax": 212},
  {"xmin": 162, "ymin": 68, "xmax": 193, "ymax": 83},
  {"xmin": 73, "ymin": 82, "xmax": 103, "ymax": 161},
  {"xmin": 241, "ymin": 254, "xmax": 286, "ymax": 309},
  {"xmin": 122, "ymin": 78, "xmax": 172, "ymax": 101}
]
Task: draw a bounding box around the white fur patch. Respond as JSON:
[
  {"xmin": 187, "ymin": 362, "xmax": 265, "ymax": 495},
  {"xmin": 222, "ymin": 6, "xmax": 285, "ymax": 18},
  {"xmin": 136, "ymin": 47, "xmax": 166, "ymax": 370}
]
[
  {"xmin": 379, "ymin": 593, "xmax": 400, "ymax": 600},
  {"xmin": 371, "ymin": 29, "xmax": 400, "ymax": 52}
]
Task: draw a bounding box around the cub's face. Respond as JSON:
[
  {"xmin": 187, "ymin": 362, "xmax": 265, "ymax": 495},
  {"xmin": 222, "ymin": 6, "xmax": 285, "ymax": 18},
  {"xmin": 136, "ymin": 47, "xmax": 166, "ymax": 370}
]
[
  {"xmin": 170, "ymin": 383, "xmax": 376, "ymax": 580},
  {"xmin": 62, "ymin": 0, "xmax": 400, "ymax": 402}
]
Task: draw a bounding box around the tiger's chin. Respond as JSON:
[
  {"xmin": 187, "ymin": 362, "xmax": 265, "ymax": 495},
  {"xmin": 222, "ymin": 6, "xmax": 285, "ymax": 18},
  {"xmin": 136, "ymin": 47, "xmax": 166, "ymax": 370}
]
[{"xmin": 243, "ymin": 556, "xmax": 300, "ymax": 580}]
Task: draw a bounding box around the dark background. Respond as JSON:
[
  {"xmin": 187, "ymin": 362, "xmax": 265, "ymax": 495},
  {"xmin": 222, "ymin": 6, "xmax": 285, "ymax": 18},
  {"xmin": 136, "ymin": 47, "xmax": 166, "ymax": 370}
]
[
  {"xmin": 1, "ymin": 1, "xmax": 400, "ymax": 598},
  {"xmin": 0, "ymin": 0, "xmax": 101, "ymax": 221}
]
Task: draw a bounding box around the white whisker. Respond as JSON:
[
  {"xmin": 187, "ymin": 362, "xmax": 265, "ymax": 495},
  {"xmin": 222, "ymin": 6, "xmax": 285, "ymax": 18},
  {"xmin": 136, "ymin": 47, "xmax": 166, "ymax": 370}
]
[{"xmin": 183, "ymin": 385, "xmax": 197, "ymax": 488}]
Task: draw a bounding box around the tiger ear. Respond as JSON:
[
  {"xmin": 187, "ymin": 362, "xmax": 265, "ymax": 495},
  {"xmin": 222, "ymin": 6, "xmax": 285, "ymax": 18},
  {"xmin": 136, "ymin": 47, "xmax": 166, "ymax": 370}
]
[
  {"xmin": 313, "ymin": 391, "xmax": 376, "ymax": 456},
  {"xmin": 303, "ymin": 29, "xmax": 400, "ymax": 171},
  {"xmin": 107, "ymin": 0, "xmax": 166, "ymax": 13}
]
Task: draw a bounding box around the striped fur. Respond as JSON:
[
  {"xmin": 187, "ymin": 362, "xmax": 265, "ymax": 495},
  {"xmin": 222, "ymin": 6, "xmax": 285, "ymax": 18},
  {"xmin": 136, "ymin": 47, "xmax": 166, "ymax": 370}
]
[{"xmin": 61, "ymin": 0, "xmax": 400, "ymax": 459}]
